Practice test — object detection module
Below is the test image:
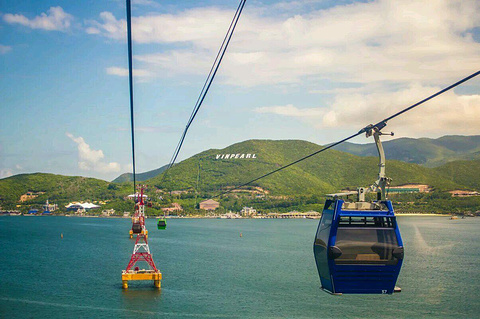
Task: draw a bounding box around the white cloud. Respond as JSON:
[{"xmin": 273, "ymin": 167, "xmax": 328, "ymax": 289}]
[
  {"xmin": 87, "ymin": 0, "xmax": 480, "ymax": 137},
  {"xmin": 3, "ymin": 6, "xmax": 74, "ymax": 31},
  {"xmin": 86, "ymin": 8, "xmax": 233, "ymax": 44},
  {"xmin": 66, "ymin": 133, "xmax": 121, "ymax": 173},
  {"xmin": 0, "ymin": 169, "xmax": 13, "ymax": 179},
  {"xmin": 87, "ymin": 0, "xmax": 480, "ymax": 87},
  {"xmin": 255, "ymin": 104, "xmax": 324, "ymax": 117},
  {"xmin": 255, "ymin": 84, "xmax": 480, "ymax": 137},
  {"xmin": 0, "ymin": 164, "xmax": 24, "ymax": 178},
  {"xmin": 85, "ymin": 27, "xmax": 101, "ymax": 34},
  {"xmin": 0, "ymin": 45, "xmax": 12, "ymax": 54},
  {"xmin": 106, "ymin": 66, "xmax": 152, "ymax": 77}
]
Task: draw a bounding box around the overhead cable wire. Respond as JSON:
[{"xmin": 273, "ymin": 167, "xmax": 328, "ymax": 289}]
[
  {"xmin": 160, "ymin": 0, "xmax": 247, "ymax": 186},
  {"xmin": 214, "ymin": 70, "xmax": 480, "ymax": 198},
  {"xmin": 126, "ymin": 0, "xmax": 136, "ymax": 195},
  {"xmin": 166, "ymin": 0, "xmax": 245, "ymax": 169},
  {"xmin": 170, "ymin": 0, "xmax": 247, "ymax": 168}
]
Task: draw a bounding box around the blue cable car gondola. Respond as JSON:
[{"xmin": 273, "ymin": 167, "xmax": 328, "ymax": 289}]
[{"xmin": 314, "ymin": 125, "xmax": 404, "ymax": 294}]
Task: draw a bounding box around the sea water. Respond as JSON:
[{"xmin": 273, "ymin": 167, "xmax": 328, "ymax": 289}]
[{"xmin": 0, "ymin": 216, "xmax": 479, "ymax": 318}]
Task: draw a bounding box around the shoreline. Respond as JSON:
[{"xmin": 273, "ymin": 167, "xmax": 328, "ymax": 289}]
[
  {"xmin": 395, "ymin": 213, "xmax": 448, "ymax": 216},
  {"xmin": 2, "ymin": 213, "xmax": 463, "ymax": 218}
]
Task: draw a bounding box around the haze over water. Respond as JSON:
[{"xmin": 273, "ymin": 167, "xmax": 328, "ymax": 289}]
[{"xmin": 1, "ymin": 216, "xmax": 479, "ymax": 318}]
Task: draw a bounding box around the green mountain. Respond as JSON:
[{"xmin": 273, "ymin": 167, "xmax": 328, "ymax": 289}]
[
  {"xmin": 333, "ymin": 135, "xmax": 480, "ymax": 167},
  {"xmin": 2, "ymin": 139, "xmax": 479, "ymax": 212},
  {"xmin": 149, "ymin": 139, "xmax": 466, "ymax": 196},
  {"xmin": 112, "ymin": 165, "xmax": 169, "ymax": 183},
  {"xmin": 0, "ymin": 173, "xmax": 129, "ymax": 210},
  {"xmin": 434, "ymin": 159, "xmax": 480, "ymax": 190}
]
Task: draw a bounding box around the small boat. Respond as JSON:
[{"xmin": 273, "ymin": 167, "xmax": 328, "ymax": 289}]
[{"xmin": 450, "ymin": 215, "xmax": 458, "ymax": 220}]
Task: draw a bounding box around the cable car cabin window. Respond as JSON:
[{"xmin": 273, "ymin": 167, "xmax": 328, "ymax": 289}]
[
  {"xmin": 324, "ymin": 200, "xmax": 335, "ymax": 211},
  {"xmin": 315, "ymin": 210, "xmax": 333, "ymax": 247},
  {"xmin": 339, "ymin": 216, "xmax": 395, "ymax": 228},
  {"xmin": 334, "ymin": 227, "xmax": 399, "ymax": 265}
]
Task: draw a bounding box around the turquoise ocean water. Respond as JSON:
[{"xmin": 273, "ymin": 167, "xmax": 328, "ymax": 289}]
[{"xmin": 0, "ymin": 216, "xmax": 479, "ymax": 318}]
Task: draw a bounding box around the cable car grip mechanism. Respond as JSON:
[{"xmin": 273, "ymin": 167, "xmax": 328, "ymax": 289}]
[{"xmin": 358, "ymin": 123, "xmax": 394, "ymax": 202}]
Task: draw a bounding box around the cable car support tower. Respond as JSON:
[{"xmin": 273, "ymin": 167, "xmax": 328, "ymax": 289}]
[
  {"xmin": 121, "ymin": 0, "xmax": 161, "ymax": 289},
  {"xmin": 122, "ymin": 186, "xmax": 161, "ymax": 289}
]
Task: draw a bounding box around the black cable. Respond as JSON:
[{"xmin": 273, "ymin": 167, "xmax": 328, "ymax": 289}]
[
  {"xmin": 214, "ymin": 70, "xmax": 480, "ymax": 198},
  {"xmin": 215, "ymin": 131, "xmax": 362, "ymax": 198},
  {"xmin": 165, "ymin": 2, "xmax": 242, "ymax": 170},
  {"xmin": 126, "ymin": 0, "xmax": 136, "ymax": 195},
  {"xmin": 183, "ymin": 0, "xmax": 244, "ymax": 144},
  {"xmin": 170, "ymin": 0, "xmax": 247, "ymax": 167},
  {"xmin": 380, "ymin": 71, "xmax": 480, "ymax": 125},
  {"xmin": 160, "ymin": 0, "xmax": 247, "ymax": 186}
]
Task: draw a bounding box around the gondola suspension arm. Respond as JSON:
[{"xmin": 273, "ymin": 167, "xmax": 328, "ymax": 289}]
[{"xmin": 362, "ymin": 125, "xmax": 394, "ymax": 201}]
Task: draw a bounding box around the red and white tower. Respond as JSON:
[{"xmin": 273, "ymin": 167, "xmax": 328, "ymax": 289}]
[
  {"xmin": 129, "ymin": 187, "xmax": 148, "ymax": 239},
  {"xmin": 122, "ymin": 187, "xmax": 161, "ymax": 289}
]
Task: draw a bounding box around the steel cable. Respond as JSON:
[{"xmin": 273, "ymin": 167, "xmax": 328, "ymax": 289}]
[
  {"xmin": 159, "ymin": 0, "xmax": 247, "ymax": 187},
  {"xmin": 214, "ymin": 70, "xmax": 480, "ymax": 198}
]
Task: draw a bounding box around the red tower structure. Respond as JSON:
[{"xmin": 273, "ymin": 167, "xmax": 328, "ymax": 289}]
[
  {"xmin": 129, "ymin": 187, "xmax": 148, "ymax": 239},
  {"xmin": 122, "ymin": 187, "xmax": 161, "ymax": 289}
]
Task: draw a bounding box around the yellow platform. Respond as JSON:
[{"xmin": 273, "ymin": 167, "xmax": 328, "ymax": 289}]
[
  {"xmin": 122, "ymin": 270, "xmax": 161, "ymax": 289},
  {"xmin": 129, "ymin": 229, "xmax": 148, "ymax": 239}
]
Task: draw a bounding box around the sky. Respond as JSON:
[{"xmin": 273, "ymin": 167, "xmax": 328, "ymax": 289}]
[{"xmin": 1, "ymin": 0, "xmax": 479, "ymax": 181}]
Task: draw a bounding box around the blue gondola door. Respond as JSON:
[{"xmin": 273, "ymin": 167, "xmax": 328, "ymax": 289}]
[{"xmin": 313, "ymin": 199, "xmax": 336, "ymax": 293}]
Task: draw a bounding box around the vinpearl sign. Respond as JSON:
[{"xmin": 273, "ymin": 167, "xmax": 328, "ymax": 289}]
[{"xmin": 215, "ymin": 153, "xmax": 257, "ymax": 160}]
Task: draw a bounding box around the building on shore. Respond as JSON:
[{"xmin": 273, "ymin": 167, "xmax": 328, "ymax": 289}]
[
  {"xmin": 126, "ymin": 193, "xmax": 148, "ymax": 200},
  {"xmin": 101, "ymin": 209, "xmax": 115, "ymax": 217},
  {"xmin": 388, "ymin": 184, "xmax": 432, "ymax": 193},
  {"xmin": 19, "ymin": 192, "xmax": 45, "ymax": 202},
  {"xmin": 240, "ymin": 206, "xmax": 257, "ymax": 217},
  {"xmin": 170, "ymin": 190, "xmax": 189, "ymax": 196},
  {"xmin": 265, "ymin": 211, "xmax": 321, "ymax": 219},
  {"xmin": 161, "ymin": 202, "xmax": 183, "ymax": 213},
  {"xmin": 65, "ymin": 202, "xmax": 101, "ymax": 212},
  {"xmin": 0, "ymin": 210, "xmax": 21, "ymax": 216},
  {"xmin": 199, "ymin": 199, "xmax": 220, "ymax": 211},
  {"xmin": 42, "ymin": 200, "xmax": 58, "ymax": 212},
  {"xmin": 449, "ymin": 190, "xmax": 480, "ymax": 197},
  {"xmin": 220, "ymin": 212, "xmax": 241, "ymax": 219}
]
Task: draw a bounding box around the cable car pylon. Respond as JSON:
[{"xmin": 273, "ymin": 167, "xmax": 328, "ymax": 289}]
[
  {"xmin": 129, "ymin": 187, "xmax": 148, "ymax": 239},
  {"xmin": 122, "ymin": 186, "xmax": 162, "ymax": 289},
  {"xmin": 121, "ymin": 0, "xmax": 161, "ymax": 289}
]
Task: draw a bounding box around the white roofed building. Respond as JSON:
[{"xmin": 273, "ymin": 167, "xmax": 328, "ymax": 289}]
[
  {"xmin": 65, "ymin": 202, "xmax": 101, "ymax": 211},
  {"xmin": 127, "ymin": 193, "xmax": 148, "ymax": 199}
]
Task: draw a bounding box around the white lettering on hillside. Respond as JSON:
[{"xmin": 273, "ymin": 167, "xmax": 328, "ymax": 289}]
[{"xmin": 215, "ymin": 153, "xmax": 257, "ymax": 160}]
